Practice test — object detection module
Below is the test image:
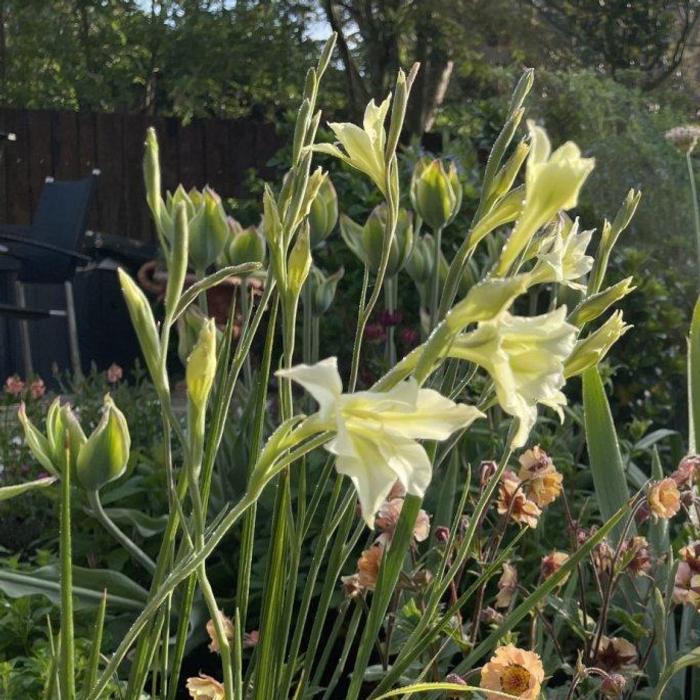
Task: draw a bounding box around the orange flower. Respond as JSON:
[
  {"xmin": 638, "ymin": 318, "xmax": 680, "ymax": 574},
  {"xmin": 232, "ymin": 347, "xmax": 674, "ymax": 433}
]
[
  {"xmin": 518, "ymin": 446, "xmax": 562, "ymax": 507},
  {"xmin": 495, "ymin": 562, "xmax": 518, "ymax": 609},
  {"xmin": 205, "ymin": 611, "xmax": 235, "ymax": 654},
  {"xmin": 497, "ymin": 470, "xmax": 541, "ymax": 528},
  {"xmin": 671, "ymin": 455, "xmax": 700, "ymax": 489},
  {"xmin": 541, "ymin": 551, "xmax": 570, "ymax": 583},
  {"xmin": 648, "ymin": 478, "xmax": 681, "ymax": 520},
  {"xmin": 623, "ymin": 536, "xmax": 651, "ymax": 576},
  {"xmin": 480, "ymin": 644, "xmax": 545, "ymax": 699},
  {"xmin": 185, "ymin": 674, "xmax": 225, "ymax": 700},
  {"xmin": 341, "ymin": 544, "xmax": 385, "ymax": 595}
]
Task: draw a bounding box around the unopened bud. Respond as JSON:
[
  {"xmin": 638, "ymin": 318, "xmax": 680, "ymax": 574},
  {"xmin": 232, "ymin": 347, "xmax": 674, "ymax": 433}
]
[
  {"xmin": 435, "ymin": 526, "xmax": 450, "ymax": 543},
  {"xmin": 308, "ymin": 175, "xmax": 338, "ymax": 247},
  {"xmin": 410, "ymin": 157, "xmax": 462, "ymax": 231}
]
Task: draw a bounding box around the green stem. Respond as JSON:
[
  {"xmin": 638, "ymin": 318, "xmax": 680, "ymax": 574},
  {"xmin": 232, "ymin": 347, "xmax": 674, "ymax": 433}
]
[
  {"xmin": 195, "ymin": 267, "xmax": 209, "ymax": 314},
  {"xmin": 87, "ymin": 490, "xmax": 156, "ymax": 574},
  {"xmin": 239, "ymin": 278, "xmax": 254, "ymax": 386},
  {"xmin": 686, "ymin": 152, "xmax": 700, "ymax": 290},
  {"xmin": 384, "ymin": 276, "xmax": 397, "ymax": 367},
  {"xmin": 429, "ymin": 226, "xmax": 443, "ymax": 330},
  {"xmin": 59, "ymin": 466, "xmax": 75, "ymax": 700}
]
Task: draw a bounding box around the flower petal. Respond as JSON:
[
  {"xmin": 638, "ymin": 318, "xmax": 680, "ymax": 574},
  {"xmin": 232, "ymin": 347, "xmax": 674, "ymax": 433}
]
[{"xmin": 276, "ymin": 357, "xmax": 342, "ymax": 420}]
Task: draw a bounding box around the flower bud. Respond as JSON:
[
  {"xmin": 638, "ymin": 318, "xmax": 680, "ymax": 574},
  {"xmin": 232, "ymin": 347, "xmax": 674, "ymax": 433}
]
[
  {"xmin": 186, "ymin": 318, "xmax": 217, "ymax": 415},
  {"xmin": 568, "ymin": 277, "xmax": 635, "ymax": 327},
  {"xmin": 307, "ymin": 266, "xmax": 344, "ymax": 316},
  {"xmin": 221, "ymin": 218, "xmax": 266, "ymax": 268},
  {"xmin": 564, "ymin": 311, "xmax": 631, "ymax": 378},
  {"xmin": 405, "ymin": 234, "xmax": 434, "ymax": 285},
  {"xmin": 143, "ymin": 127, "xmax": 162, "ymax": 225},
  {"xmin": 339, "ymin": 214, "xmax": 368, "ymax": 266},
  {"xmin": 188, "ymin": 187, "xmax": 229, "ymax": 272},
  {"xmin": 118, "ymin": 268, "xmax": 165, "ymax": 391},
  {"xmin": 361, "ymin": 204, "xmax": 413, "ymax": 276},
  {"xmin": 165, "ymin": 202, "xmax": 189, "ymax": 319},
  {"xmin": 286, "ymin": 223, "xmax": 313, "ymax": 301},
  {"xmin": 410, "ymin": 157, "xmax": 462, "ymax": 231},
  {"xmin": 308, "ymin": 176, "xmax": 338, "ymax": 248},
  {"xmin": 77, "ymin": 395, "xmax": 131, "ymax": 492},
  {"xmin": 17, "ymin": 402, "xmax": 57, "ymax": 476}
]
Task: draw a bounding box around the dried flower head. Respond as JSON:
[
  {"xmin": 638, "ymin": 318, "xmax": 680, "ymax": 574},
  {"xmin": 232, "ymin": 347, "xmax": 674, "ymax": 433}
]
[
  {"xmin": 541, "ymin": 551, "xmax": 570, "ymax": 583},
  {"xmin": 595, "ymin": 636, "xmax": 637, "ymax": 673},
  {"xmin": 480, "ymin": 644, "xmax": 545, "ymax": 699},
  {"xmin": 495, "ymin": 562, "xmax": 518, "ymax": 609},
  {"xmin": 592, "ymin": 538, "xmax": 614, "ymax": 576},
  {"xmin": 665, "ymin": 125, "xmax": 700, "ymax": 154},
  {"xmin": 185, "ymin": 674, "xmax": 225, "ymax": 700},
  {"xmin": 518, "ymin": 445, "xmax": 562, "ymax": 507},
  {"xmin": 497, "ymin": 470, "xmax": 541, "ymax": 528},
  {"xmin": 205, "ymin": 611, "xmax": 235, "ymax": 654},
  {"xmin": 648, "ymin": 478, "xmax": 681, "ymax": 520},
  {"xmin": 480, "ymin": 607, "xmax": 505, "ymax": 625}
]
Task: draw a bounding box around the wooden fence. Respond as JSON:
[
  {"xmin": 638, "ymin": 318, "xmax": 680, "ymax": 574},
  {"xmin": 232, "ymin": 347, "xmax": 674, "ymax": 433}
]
[{"xmin": 0, "ymin": 108, "xmax": 283, "ymax": 242}]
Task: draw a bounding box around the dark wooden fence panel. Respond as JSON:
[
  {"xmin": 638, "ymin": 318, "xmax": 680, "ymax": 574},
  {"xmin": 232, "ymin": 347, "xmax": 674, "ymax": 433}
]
[{"xmin": 0, "ymin": 108, "xmax": 282, "ymax": 242}]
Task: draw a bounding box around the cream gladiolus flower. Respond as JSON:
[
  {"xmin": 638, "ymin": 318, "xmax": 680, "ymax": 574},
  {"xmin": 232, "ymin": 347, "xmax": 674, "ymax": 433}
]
[
  {"xmin": 448, "ymin": 307, "xmax": 577, "ymax": 447},
  {"xmin": 277, "ymin": 357, "xmax": 483, "ymax": 526},
  {"xmin": 530, "ymin": 219, "xmax": 594, "ymax": 291},
  {"xmin": 314, "ymin": 96, "xmax": 391, "ymax": 195},
  {"xmin": 494, "ymin": 121, "xmax": 595, "ymax": 276}
]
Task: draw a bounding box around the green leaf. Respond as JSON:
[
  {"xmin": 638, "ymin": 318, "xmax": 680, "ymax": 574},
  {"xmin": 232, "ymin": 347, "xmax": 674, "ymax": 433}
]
[
  {"xmin": 689, "ymin": 295, "xmax": 700, "ymax": 452},
  {"xmin": 374, "ymin": 682, "xmax": 517, "ymax": 699},
  {"xmin": 101, "ymin": 507, "xmax": 168, "ymax": 538},
  {"xmin": 0, "ymin": 476, "xmax": 56, "ymax": 501},
  {"xmin": 582, "ymin": 367, "xmax": 632, "ymax": 542},
  {"xmin": 652, "ymin": 646, "xmax": 700, "ymax": 700},
  {"xmin": 0, "ymin": 565, "xmax": 147, "ymax": 611}
]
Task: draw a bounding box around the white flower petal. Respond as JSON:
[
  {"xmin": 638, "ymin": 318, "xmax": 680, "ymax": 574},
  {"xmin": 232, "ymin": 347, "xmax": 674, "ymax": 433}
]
[{"xmin": 276, "ymin": 357, "xmax": 342, "ymax": 419}]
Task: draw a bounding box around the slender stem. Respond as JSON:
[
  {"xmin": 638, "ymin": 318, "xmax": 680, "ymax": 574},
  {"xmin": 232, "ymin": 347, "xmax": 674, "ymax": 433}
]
[
  {"xmin": 384, "ymin": 275, "xmax": 397, "ymax": 366},
  {"xmin": 686, "ymin": 152, "xmax": 700, "ymax": 290},
  {"xmin": 239, "ymin": 278, "xmax": 253, "ymax": 386},
  {"xmin": 429, "ymin": 226, "xmax": 443, "ymax": 330},
  {"xmin": 87, "ymin": 490, "xmax": 156, "ymax": 574},
  {"xmin": 59, "ymin": 464, "xmax": 75, "ymax": 700}
]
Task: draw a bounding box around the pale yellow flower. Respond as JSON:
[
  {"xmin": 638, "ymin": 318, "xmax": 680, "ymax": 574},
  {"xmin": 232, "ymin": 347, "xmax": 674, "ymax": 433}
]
[
  {"xmin": 314, "ymin": 96, "xmax": 391, "ymax": 194},
  {"xmin": 495, "ymin": 562, "xmax": 518, "ymax": 609},
  {"xmin": 480, "ymin": 644, "xmax": 545, "ymax": 699},
  {"xmin": 449, "ymin": 307, "xmax": 576, "ymax": 447},
  {"xmin": 530, "ymin": 218, "xmax": 594, "ymax": 291},
  {"xmin": 494, "ymin": 121, "xmax": 594, "ymax": 276},
  {"xmin": 185, "ymin": 674, "xmax": 225, "ymax": 700},
  {"xmin": 648, "ymin": 478, "xmax": 681, "ymax": 520},
  {"xmin": 277, "ymin": 357, "xmax": 483, "ymax": 526}
]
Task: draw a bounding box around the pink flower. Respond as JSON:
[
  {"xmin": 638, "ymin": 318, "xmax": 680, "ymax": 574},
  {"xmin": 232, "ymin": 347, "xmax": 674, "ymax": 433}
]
[
  {"xmin": 398, "ymin": 327, "xmax": 420, "ymax": 348},
  {"xmin": 29, "ymin": 378, "xmax": 45, "ymax": 400},
  {"xmin": 106, "ymin": 363, "xmax": 123, "ymax": 383},
  {"xmin": 4, "ymin": 375, "xmax": 25, "ymax": 396},
  {"xmin": 378, "ymin": 309, "xmax": 403, "ymax": 327},
  {"xmin": 364, "ymin": 322, "xmax": 386, "ymax": 342}
]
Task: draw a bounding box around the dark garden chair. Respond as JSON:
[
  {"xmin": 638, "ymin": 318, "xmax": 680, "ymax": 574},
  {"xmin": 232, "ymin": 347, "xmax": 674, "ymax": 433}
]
[{"xmin": 0, "ymin": 172, "xmax": 99, "ymax": 377}]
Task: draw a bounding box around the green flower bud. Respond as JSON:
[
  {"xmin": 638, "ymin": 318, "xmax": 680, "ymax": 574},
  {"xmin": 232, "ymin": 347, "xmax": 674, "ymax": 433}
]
[
  {"xmin": 568, "ymin": 277, "xmax": 635, "ymax": 327},
  {"xmin": 77, "ymin": 395, "xmax": 131, "ymax": 492},
  {"xmin": 564, "ymin": 311, "xmax": 631, "ymax": 377},
  {"xmin": 287, "ymin": 223, "xmax": 313, "ymax": 300},
  {"xmin": 307, "ymin": 266, "xmax": 344, "ymax": 316},
  {"xmin": 308, "ymin": 176, "xmax": 338, "ymax": 248},
  {"xmin": 361, "ymin": 204, "xmax": 414, "ymax": 276},
  {"xmin": 118, "ymin": 268, "xmax": 165, "ymax": 392},
  {"xmin": 222, "ymin": 218, "xmax": 266, "ymax": 267},
  {"xmin": 18, "ymin": 402, "xmax": 57, "ymax": 476},
  {"xmin": 188, "ymin": 187, "xmax": 229, "ymax": 272},
  {"xmin": 410, "ymin": 157, "xmax": 462, "ymax": 231},
  {"xmin": 165, "ymin": 202, "xmax": 189, "ymax": 319},
  {"xmin": 143, "ymin": 127, "xmax": 162, "ymax": 225},
  {"xmin": 405, "ymin": 234, "xmax": 435, "ymax": 285},
  {"xmin": 176, "ymin": 306, "xmax": 223, "ymax": 369},
  {"xmin": 186, "ymin": 317, "xmax": 217, "ymax": 414}
]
